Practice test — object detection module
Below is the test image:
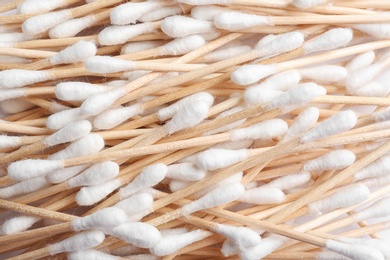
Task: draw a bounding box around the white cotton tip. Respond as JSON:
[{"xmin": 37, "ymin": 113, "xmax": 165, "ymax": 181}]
[
  {"xmin": 119, "ymin": 164, "xmax": 168, "ymax": 199},
  {"xmin": 0, "ymin": 88, "xmax": 27, "ymax": 102},
  {"xmin": 71, "ymin": 207, "xmax": 127, "ymax": 231},
  {"xmin": 298, "ymin": 65, "xmax": 348, "ymax": 83},
  {"xmin": 244, "ymin": 87, "xmax": 283, "ymax": 106},
  {"xmin": 55, "ymin": 82, "xmax": 110, "ymax": 101},
  {"xmin": 281, "ymin": 107, "xmax": 319, "ymax": 143},
  {"xmin": 0, "ymin": 215, "xmax": 41, "ymax": 234},
  {"xmin": 85, "ymin": 56, "xmax": 135, "ymax": 74},
  {"xmin": 349, "ymin": 82, "xmax": 390, "ymax": 97},
  {"xmin": 49, "ymin": 15, "xmax": 97, "ymax": 38},
  {"xmin": 22, "ymin": 10, "xmax": 72, "ymax": 35},
  {"xmin": 157, "ymin": 92, "xmax": 214, "ymax": 121},
  {"xmin": 80, "ymin": 87, "xmax": 127, "ymax": 116},
  {"xmin": 195, "ymin": 171, "xmax": 243, "ymax": 198},
  {"xmin": 340, "ymin": 238, "xmax": 390, "ymax": 259},
  {"xmin": 18, "ymin": 0, "xmax": 66, "ymax": 14},
  {"xmin": 325, "ymin": 240, "xmax": 385, "ymax": 260},
  {"xmin": 293, "ymin": 0, "xmax": 327, "ymax": 8},
  {"xmin": 44, "ymin": 120, "xmax": 92, "ymax": 146},
  {"xmin": 316, "ymin": 251, "xmax": 352, "ymax": 260},
  {"xmin": 358, "ymin": 175, "xmax": 390, "ymax": 189},
  {"xmin": 0, "ymin": 176, "xmax": 49, "ymax": 199},
  {"xmin": 239, "ymin": 187, "xmax": 285, "ymax": 204},
  {"xmin": 50, "ymin": 133, "xmax": 104, "ymax": 160},
  {"xmin": 230, "ymin": 119, "xmax": 288, "ymax": 141},
  {"xmin": 150, "ymin": 230, "xmax": 212, "ymax": 256},
  {"xmin": 182, "ymin": 183, "xmax": 245, "ymax": 215},
  {"xmin": 304, "ymin": 150, "xmax": 356, "ymax": 172},
  {"xmin": 354, "ymin": 155, "xmax": 390, "ymax": 181},
  {"xmin": 263, "ymin": 171, "xmax": 312, "ymax": 191},
  {"xmin": 0, "ymin": 135, "xmax": 22, "ymax": 149},
  {"xmin": 50, "ymin": 40, "xmax": 96, "ymax": 65},
  {"xmin": 76, "ymin": 178, "xmax": 122, "ymax": 206},
  {"xmin": 191, "ymin": 5, "xmax": 226, "ymax": 21},
  {"xmin": 353, "ymin": 24, "xmax": 390, "ymax": 39},
  {"xmin": 1, "ymin": 99, "xmax": 34, "ymax": 114},
  {"xmin": 160, "ymin": 35, "xmax": 206, "ymax": 56},
  {"xmin": 303, "ymin": 28, "xmax": 353, "ymax": 54},
  {"xmin": 46, "ymin": 108, "xmax": 86, "ymax": 130},
  {"xmin": 68, "ymin": 249, "xmax": 119, "ymax": 260},
  {"xmin": 93, "ymin": 104, "xmax": 143, "ymax": 130},
  {"xmin": 98, "ymin": 23, "xmax": 156, "ymax": 46},
  {"xmin": 221, "ymin": 239, "xmax": 239, "ymax": 257},
  {"xmin": 344, "ymin": 63, "xmax": 384, "ymax": 91},
  {"xmin": 300, "ymin": 110, "xmax": 357, "ymax": 143},
  {"xmin": 196, "ymin": 149, "xmax": 248, "ymax": 171},
  {"xmin": 8, "ymin": 159, "xmax": 64, "ymax": 181},
  {"xmin": 0, "ymin": 32, "xmax": 34, "ymax": 43},
  {"xmin": 308, "ymin": 184, "xmax": 370, "ymax": 215},
  {"xmin": 251, "ymin": 70, "xmax": 301, "ymax": 92},
  {"xmin": 213, "ymin": 224, "xmax": 261, "ymax": 250},
  {"xmin": 240, "ymin": 234, "xmax": 288, "ymax": 260},
  {"xmin": 214, "ymin": 11, "xmax": 272, "ymax": 31},
  {"xmin": 121, "ymin": 40, "xmax": 164, "ymax": 54},
  {"xmin": 160, "ymin": 228, "xmax": 189, "ymax": 237},
  {"xmin": 177, "ymin": 0, "xmax": 231, "ymax": 4},
  {"xmin": 167, "ymin": 163, "xmax": 207, "ymax": 181},
  {"xmin": 353, "ymin": 196, "xmax": 390, "ymax": 221},
  {"xmin": 169, "ymin": 179, "xmax": 192, "ymax": 192},
  {"xmin": 164, "ymin": 100, "xmax": 211, "ymax": 134},
  {"xmin": 345, "ymin": 51, "xmax": 375, "ymax": 72},
  {"xmin": 257, "ymin": 31, "xmax": 305, "ymax": 57},
  {"xmin": 0, "ymin": 69, "xmax": 53, "ymax": 88},
  {"xmin": 231, "ymin": 64, "xmax": 278, "ymax": 85},
  {"xmin": 110, "ymin": 222, "xmax": 161, "ymax": 248},
  {"xmin": 161, "ymin": 15, "xmax": 215, "ymax": 38},
  {"xmin": 46, "ymin": 165, "xmax": 88, "ymax": 184},
  {"xmin": 110, "ymin": 1, "xmax": 161, "ymax": 25},
  {"xmin": 140, "ymin": 6, "xmax": 182, "ymax": 22},
  {"xmin": 204, "ymin": 45, "xmax": 252, "ymax": 62},
  {"xmin": 48, "ymin": 230, "xmax": 105, "ymax": 255},
  {"xmin": 68, "ymin": 161, "xmax": 119, "ymax": 187},
  {"xmin": 114, "ymin": 192, "xmax": 154, "ymax": 217}
]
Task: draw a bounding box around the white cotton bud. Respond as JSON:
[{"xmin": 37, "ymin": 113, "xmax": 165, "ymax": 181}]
[
  {"xmin": 22, "ymin": 10, "xmax": 72, "ymax": 35},
  {"xmin": 0, "ymin": 135, "xmax": 22, "ymax": 149},
  {"xmin": 251, "ymin": 70, "xmax": 301, "ymax": 92},
  {"xmin": 308, "ymin": 184, "xmax": 370, "ymax": 215},
  {"xmin": 161, "ymin": 16, "xmax": 215, "ymax": 38},
  {"xmin": 298, "ymin": 65, "xmax": 348, "ymax": 83},
  {"xmin": 93, "ymin": 104, "xmax": 143, "ymax": 130},
  {"xmin": 0, "ymin": 88, "xmax": 27, "ymax": 101},
  {"xmin": 344, "ymin": 63, "xmax": 385, "ymax": 91},
  {"xmin": 231, "ymin": 64, "xmax": 277, "ymax": 85},
  {"xmin": 204, "ymin": 45, "xmax": 252, "ymax": 62},
  {"xmin": 349, "ymin": 82, "xmax": 390, "ymax": 97},
  {"xmin": 325, "ymin": 240, "xmax": 385, "ymax": 260},
  {"xmin": 214, "ymin": 11, "xmax": 272, "ymax": 31},
  {"xmin": 0, "ymin": 215, "xmax": 41, "ymax": 234},
  {"xmin": 239, "ymin": 187, "xmax": 285, "ymax": 204},
  {"xmin": 48, "ymin": 230, "xmax": 105, "ymax": 255},
  {"xmin": 244, "ymin": 88, "xmax": 283, "ymax": 106},
  {"xmin": 49, "ymin": 15, "xmax": 97, "ymax": 38},
  {"xmin": 80, "ymin": 87, "xmax": 127, "ymax": 116},
  {"xmin": 354, "ymin": 155, "xmax": 390, "ymax": 181},
  {"xmin": 44, "ymin": 120, "xmax": 92, "ymax": 146},
  {"xmin": 121, "ymin": 40, "xmax": 164, "ymax": 54},
  {"xmin": 110, "ymin": 1, "xmax": 162, "ymax": 25},
  {"xmin": 46, "ymin": 108, "xmax": 87, "ymax": 130},
  {"xmin": 119, "ymin": 164, "xmax": 168, "ymax": 199},
  {"xmin": 345, "ymin": 51, "xmax": 375, "ymax": 72},
  {"xmin": 110, "ymin": 222, "xmax": 161, "ymax": 248},
  {"xmin": 213, "ymin": 224, "xmax": 261, "ymax": 250},
  {"xmin": 46, "ymin": 165, "xmax": 88, "ymax": 184},
  {"xmin": 68, "ymin": 249, "xmax": 119, "ymax": 260},
  {"xmin": 167, "ymin": 163, "xmax": 207, "ymax": 181},
  {"xmin": 182, "ymin": 183, "xmax": 245, "ymax": 215},
  {"xmin": 240, "ymin": 234, "xmax": 288, "ymax": 260},
  {"xmin": 191, "ymin": 5, "xmax": 227, "ymax": 21},
  {"xmin": 300, "ymin": 110, "xmax": 357, "ymax": 143},
  {"xmin": 114, "ymin": 192, "xmax": 154, "ymax": 217},
  {"xmin": 70, "ymin": 207, "xmax": 127, "ymax": 231},
  {"xmin": 304, "ymin": 150, "xmax": 356, "ymax": 172},
  {"xmin": 18, "ymin": 0, "xmax": 66, "ymax": 14},
  {"xmin": 293, "ymin": 0, "xmax": 327, "ymax": 8},
  {"xmin": 316, "ymin": 251, "xmax": 352, "ymax": 260},
  {"xmin": 221, "ymin": 239, "xmax": 239, "ymax": 257},
  {"xmin": 159, "ymin": 35, "xmax": 206, "ymax": 56},
  {"xmin": 196, "ymin": 149, "xmax": 248, "ymax": 171},
  {"xmin": 139, "ymin": 6, "xmax": 183, "ymax": 22},
  {"xmin": 150, "ymin": 229, "xmax": 212, "ymax": 256},
  {"xmin": 0, "ymin": 69, "xmax": 53, "ymax": 88},
  {"xmin": 353, "ymin": 196, "xmax": 390, "ymax": 221},
  {"xmin": 257, "ymin": 31, "xmax": 304, "ymax": 57},
  {"xmin": 230, "ymin": 119, "xmax": 288, "ymax": 141},
  {"xmin": 98, "ymin": 23, "xmax": 156, "ymax": 46},
  {"xmin": 68, "ymin": 161, "xmax": 119, "ymax": 187},
  {"xmin": 8, "ymin": 159, "xmax": 64, "ymax": 180},
  {"xmin": 55, "ymin": 82, "xmax": 110, "ymax": 101},
  {"xmin": 50, "ymin": 40, "xmax": 96, "ymax": 65},
  {"xmin": 76, "ymin": 179, "xmax": 122, "ymax": 206},
  {"xmin": 280, "ymin": 107, "xmax": 319, "ymax": 143},
  {"xmin": 0, "ymin": 176, "xmax": 49, "ymax": 199},
  {"xmin": 85, "ymin": 56, "xmax": 135, "ymax": 74},
  {"xmin": 353, "ymin": 24, "xmax": 390, "ymax": 39},
  {"xmin": 340, "ymin": 237, "xmax": 390, "ymax": 259},
  {"xmin": 303, "ymin": 28, "xmax": 353, "ymax": 54},
  {"xmin": 263, "ymin": 171, "xmax": 311, "ymax": 191}
]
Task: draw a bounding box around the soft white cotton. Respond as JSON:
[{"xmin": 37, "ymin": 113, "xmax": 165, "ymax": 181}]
[
  {"xmin": 68, "ymin": 161, "xmax": 119, "ymax": 187},
  {"xmin": 110, "ymin": 222, "xmax": 161, "ymax": 248},
  {"xmin": 55, "ymin": 82, "xmax": 110, "ymax": 101},
  {"xmin": 8, "ymin": 159, "xmax": 64, "ymax": 180},
  {"xmin": 18, "ymin": 0, "xmax": 66, "ymax": 14},
  {"xmin": 93, "ymin": 104, "xmax": 143, "ymax": 130},
  {"xmin": 98, "ymin": 23, "xmax": 157, "ymax": 45},
  {"xmin": 76, "ymin": 178, "xmax": 122, "ymax": 206},
  {"xmin": 49, "ymin": 15, "xmax": 97, "ymax": 38},
  {"xmin": 110, "ymin": 1, "xmax": 162, "ymax": 25},
  {"xmin": 239, "ymin": 187, "xmax": 285, "ymax": 204},
  {"xmin": 0, "ymin": 69, "xmax": 53, "ymax": 88},
  {"xmin": 71, "ymin": 207, "xmax": 127, "ymax": 231},
  {"xmin": 196, "ymin": 149, "xmax": 248, "ymax": 171},
  {"xmin": 22, "ymin": 10, "xmax": 72, "ymax": 35},
  {"xmin": 0, "ymin": 176, "xmax": 50, "ymax": 199},
  {"xmin": 230, "ymin": 119, "xmax": 288, "ymax": 141},
  {"xmin": 303, "ymin": 28, "xmax": 353, "ymax": 54},
  {"xmin": 304, "ymin": 150, "xmax": 356, "ymax": 172},
  {"xmin": 161, "ymin": 15, "xmax": 215, "ymax": 38},
  {"xmin": 44, "ymin": 120, "xmax": 92, "ymax": 147},
  {"xmin": 214, "ymin": 11, "xmax": 272, "ymax": 30}
]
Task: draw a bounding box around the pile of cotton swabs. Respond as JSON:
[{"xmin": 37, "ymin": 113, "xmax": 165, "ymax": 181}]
[{"xmin": 0, "ymin": 0, "xmax": 390, "ymax": 259}]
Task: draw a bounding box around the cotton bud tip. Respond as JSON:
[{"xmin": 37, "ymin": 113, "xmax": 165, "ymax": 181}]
[{"xmin": 8, "ymin": 159, "xmax": 64, "ymax": 180}]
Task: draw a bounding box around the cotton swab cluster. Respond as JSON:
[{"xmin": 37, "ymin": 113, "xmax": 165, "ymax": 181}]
[{"xmin": 1, "ymin": 0, "xmax": 390, "ymax": 259}]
